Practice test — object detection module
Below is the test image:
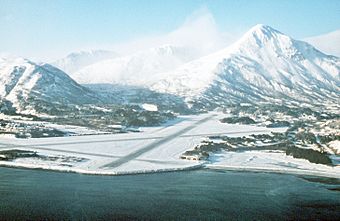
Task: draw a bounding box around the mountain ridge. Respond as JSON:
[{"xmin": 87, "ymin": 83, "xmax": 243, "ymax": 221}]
[
  {"xmin": 1, "ymin": 24, "xmax": 339, "ymax": 115},
  {"xmin": 0, "ymin": 56, "xmax": 100, "ymax": 114},
  {"xmin": 151, "ymin": 24, "xmax": 339, "ymax": 106},
  {"xmin": 71, "ymin": 45, "xmax": 199, "ymax": 85},
  {"xmin": 304, "ymin": 30, "xmax": 340, "ymax": 57},
  {"xmin": 53, "ymin": 50, "xmax": 118, "ymax": 74}
]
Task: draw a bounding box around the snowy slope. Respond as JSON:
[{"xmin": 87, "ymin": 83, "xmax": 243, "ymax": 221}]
[
  {"xmin": 2, "ymin": 25, "xmax": 338, "ymax": 113},
  {"xmin": 151, "ymin": 25, "xmax": 340, "ymax": 105},
  {"xmin": 0, "ymin": 56, "xmax": 99, "ymax": 113},
  {"xmin": 72, "ymin": 45, "xmax": 198, "ymax": 85},
  {"xmin": 53, "ymin": 50, "xmax": 118, "ymax": 74},
  {"xmin": 304, "ymin": 30, "xmax": 340, "ymax": 57}
]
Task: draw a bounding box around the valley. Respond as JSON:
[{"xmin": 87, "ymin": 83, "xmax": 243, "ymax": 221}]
[
  {"xmin": 0, "ymin": 24, "xmax": 339, "ymax": 179},
  {"xmin": 1, "ymin": 2, "xmax": 340, "ymax": 220}
]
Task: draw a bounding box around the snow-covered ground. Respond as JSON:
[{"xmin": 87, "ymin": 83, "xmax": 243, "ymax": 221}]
[
  {"xmin": 329, "ymin": 140, "xmax": 340, "ymax": 155},
  {"xmin": 0, "ymin": 112, "xmax": 338, "ymax": 178},
  {"xmin": 207, "ymin": 150, "xmax": 340, "ymax": 179}
]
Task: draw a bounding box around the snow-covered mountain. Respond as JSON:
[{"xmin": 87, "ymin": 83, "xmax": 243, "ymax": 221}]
[
  {"xmin": 53, "ymin": 50, "xmax": 118, "ymax": 74},
  {"xmin": 304, "ymin": 30, "xmax": 340, "ymax": 57},
  {"xmin": 2, "ymin": 25, "xmax": 338, "ymax": 114},
  {"xmin": 151, "ymin": 24, "xmax": 340, "ymax": 106},
  {"xmin": 0, "ymin": 57, "xmax": 99, "ymax": 114},
  {"xmin": 72, "ymin": 45, "xmax": 198, "ymax": 85}
]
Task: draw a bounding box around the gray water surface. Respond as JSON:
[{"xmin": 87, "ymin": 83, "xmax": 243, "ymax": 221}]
[{"xmin": 0, "ymin": 167, "xmax": 339, "ymax": 220}]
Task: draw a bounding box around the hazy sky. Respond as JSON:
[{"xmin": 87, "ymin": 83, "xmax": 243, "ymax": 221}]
[{"xmin": 1, "ymin": 0, "xmax": 339, "ymax": 61}]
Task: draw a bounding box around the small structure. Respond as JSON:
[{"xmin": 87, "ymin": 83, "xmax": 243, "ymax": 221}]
[
  {"xmin": 180, "ymin": 150, "xmax": 208, "ymax": 161},
  {"xmin": 107, "ymin": 124, "xmax": 126, "ymax": 132}
]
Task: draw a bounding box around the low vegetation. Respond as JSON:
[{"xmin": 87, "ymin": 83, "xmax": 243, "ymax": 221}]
[
  {"xmin": 182, "ymin": 104, "xmax": 339, "ymax": 165},
  {"xmin": 286, "ymin": 146, "xmax": 332, "ymax": 165},
  {"xmin": 0, "ymin": 149, "xmax": 38, "ymax": 160},
  {"xmin": 220, "ymin": 116, "xmax": 256, "ymax": 124},
  {"xmin": 0, "ymin": 149, "xmax": 87, "ymax": 165}
]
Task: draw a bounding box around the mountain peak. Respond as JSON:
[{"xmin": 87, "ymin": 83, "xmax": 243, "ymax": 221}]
[
  {"xmin": 152, "ymin": 24, "xmax": 339, "ymax": 105},
  {"xmin": 250, "ymin": 24, "xmax": 279, "ymax": 32},
  {"xmin": 230, "ymin": 24, "xmax": 294, "ymax": 53},
  {"xmin": 244, "ymin": 24, "xmax": 284, "ymax": 42},
  {"xmin": 0, "ymin": 56, "xmax": 100, "ymax": 114}
]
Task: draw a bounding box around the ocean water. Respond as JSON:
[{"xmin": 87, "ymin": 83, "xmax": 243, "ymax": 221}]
[{"xmin": 0, "ymin": 167, "xmax": 339, "ymax": 220}]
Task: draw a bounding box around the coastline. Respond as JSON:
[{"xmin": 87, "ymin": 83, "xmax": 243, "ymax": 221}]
[
  {"xmin": 1, "ymin": 161, "xmax": 339, "ymax": 179},
  {"xmin": 0, "ymin": 161, "xmax": 204, "ymax": 176},
  {"xmin": 205, "ymin": 164, "xmax": 340, "ymax": 179},
  {"xmin": 0, "ymin": 112, "xmax": 338, "ymax": 180}
]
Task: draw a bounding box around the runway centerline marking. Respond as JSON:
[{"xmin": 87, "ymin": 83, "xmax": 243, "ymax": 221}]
[{"xmin": 101, "ymin": 114, "xmax": 217, "ymax": 169}]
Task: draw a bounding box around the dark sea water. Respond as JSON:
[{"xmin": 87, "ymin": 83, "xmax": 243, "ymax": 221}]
[{"xmin": 0, "ymin": 167, "xmax": 339, "ymax": 220}]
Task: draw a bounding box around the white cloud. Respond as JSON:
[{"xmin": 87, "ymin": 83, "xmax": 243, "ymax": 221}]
[
  {"xmin": 109, "ymin": 8, "xmax": 237, "ymax": 57},
  {"xmin": 30, "ymin": 8, "xmax": 238, "ymax": 62}
]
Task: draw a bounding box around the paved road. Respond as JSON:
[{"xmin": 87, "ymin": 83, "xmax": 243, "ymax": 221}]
[
  {"xmin": 0, "ymin": 142, "xmax": 122, "ymax": 158},
  {"xmin": 101, "ymin": 114, "xmax": 217, "ymax": 169},
  {"xmin": 0, "ymin": 112, "xmax": 271, "ymax": 170},
  {"xmin": 0, "ymin": 120, "xmax": 269, "ymax": 165},
  {"xmin": 180, "ymin": 130, "xmax": 269, "ymax": 137},
  {"xmin": 0, "ymin": 142, "xmax": 183, "ymax": 165},
  {"xmin": 24, "ymin": 136, "xmax": 164, "ymax": 147},
  {"xmin": 0, "ymin": 129, "xmax": 269, "ymax": 148}
]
